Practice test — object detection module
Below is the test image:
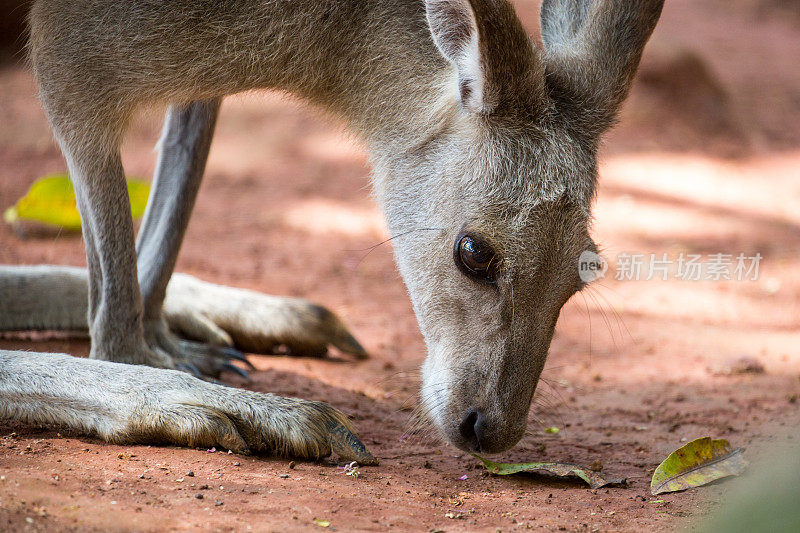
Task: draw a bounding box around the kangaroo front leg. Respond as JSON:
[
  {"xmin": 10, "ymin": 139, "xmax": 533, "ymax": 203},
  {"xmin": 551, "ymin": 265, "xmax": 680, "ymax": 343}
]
[
  {"xmin": 137, "ymin": 99, "xmax": 220, "ymax": 322},
  {"xmin": 61, "ymin": 131, "xmax": 171, "ymax": 369},
  {"xmin": 0, "ymin": 350, "xmax": 376, "ymax": 463},
  {"xmin": 134, "ymin": 98, "xmax": 245, "ymax": 378}
]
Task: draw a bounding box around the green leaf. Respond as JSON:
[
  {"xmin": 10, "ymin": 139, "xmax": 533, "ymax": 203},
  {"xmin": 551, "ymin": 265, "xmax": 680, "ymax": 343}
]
[
  {"xmin": 651, "ymin": 437, "xmax": 747, "ymax": 495},
  {"xmin": 3, "ymin": 174, "xmax": 150, "ymax": 231},
  {"xmin": 473, "ymin": 454, "xmax": 623, "ymax": 489}
]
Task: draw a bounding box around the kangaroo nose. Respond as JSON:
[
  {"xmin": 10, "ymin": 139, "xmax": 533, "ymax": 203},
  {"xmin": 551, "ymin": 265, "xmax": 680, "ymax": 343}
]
[{"xmin": 458, "ymin": 408, "xmax": 486, "ymax": 451}]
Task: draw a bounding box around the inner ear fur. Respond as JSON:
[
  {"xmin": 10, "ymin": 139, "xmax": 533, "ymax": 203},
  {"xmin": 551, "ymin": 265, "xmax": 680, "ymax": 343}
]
[{"xmin": 426, "ymin": 0, "xmax": 546, "ymax": 119}]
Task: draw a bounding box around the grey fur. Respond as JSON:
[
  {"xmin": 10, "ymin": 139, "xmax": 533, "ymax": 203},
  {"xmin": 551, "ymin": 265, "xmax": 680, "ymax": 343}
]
[
  {"xmin": 0, "ymin": 0, "xmax": 662, "ymax": 456},
  {"xmin": 0, "ymin": 349, "xmax": 362, "ymax": 460}
]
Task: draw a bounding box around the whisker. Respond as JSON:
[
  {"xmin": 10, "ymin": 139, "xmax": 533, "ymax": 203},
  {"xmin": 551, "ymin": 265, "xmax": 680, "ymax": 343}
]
[
  {"xmin": 585, "ymin": 288, "xmax": 617, "ymax": 348},
  {"xmin": 346, "ymin": 227, "xmax": 444, "ymax": 268},
  {"xmin": 588, "ymin": 285, "xmax": 632, "ymax": 343},
  {"xmin": 371, "ymin": 369, "xmax": 422, "ymax": 388},
  {"xmin": 510, "ymin": 283, "xmax": 516, "ymax": 338},
  {"xmin": 580, "ymin": 290, "xmax": 593, "ymax": 367}
]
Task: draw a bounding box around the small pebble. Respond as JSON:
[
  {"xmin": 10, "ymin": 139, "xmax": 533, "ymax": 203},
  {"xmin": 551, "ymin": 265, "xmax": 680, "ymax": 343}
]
[
  {"xmin": 288, "ymin": 461, "xmax": 296, "ymax": 469},
  {"xmin": 279, "ymin": 474, "xmax": 290, "ymax": 479},
  {"xmin": 195, "ymin": 494, "xmax": 203, "ymax": 500},
  {"xmin": 215, "ymin": 501, "xmax": 224, "ymax": 506},
  {"xmin": 186, "ymin": 471, "xmax": 194, "ymax": 477}
]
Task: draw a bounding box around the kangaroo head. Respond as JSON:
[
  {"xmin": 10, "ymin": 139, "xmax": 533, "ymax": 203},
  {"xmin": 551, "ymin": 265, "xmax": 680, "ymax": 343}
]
[{"xmin": 371, "ymin": 0, "xmax": 663, "ymax": 453}]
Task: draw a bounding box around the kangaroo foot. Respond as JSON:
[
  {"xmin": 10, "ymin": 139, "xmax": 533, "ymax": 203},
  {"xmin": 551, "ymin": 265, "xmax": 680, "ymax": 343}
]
[
  {"xmin": 0, "ymin": 350, "xmax": 378, "ymax": 464},
  {"xmin": 163, "ymin": 273, "xmax": 367, "ymax": 359},
  {"xmin": 122, "ymin": 368, "xmax": 377, "ymax": 463}
]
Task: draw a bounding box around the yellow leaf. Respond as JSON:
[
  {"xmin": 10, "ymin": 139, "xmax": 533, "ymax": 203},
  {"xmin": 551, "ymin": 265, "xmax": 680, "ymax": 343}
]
[
  {"xmin": 651, "ymin": 437, "xmax": 747, "ymax": 495},
  {"xmin": 313, "ymin": 518, "xmax": 330, "ymax": 528},
  {"xmin": 3, "ymin": 174, "xmax": 150, "ymax": 231}
]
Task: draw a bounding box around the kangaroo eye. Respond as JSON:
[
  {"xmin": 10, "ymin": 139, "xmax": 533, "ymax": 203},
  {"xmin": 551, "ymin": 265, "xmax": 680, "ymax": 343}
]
[{"xmin": 454, "ymin": 234, "xmax": 497, "ymax": 283}]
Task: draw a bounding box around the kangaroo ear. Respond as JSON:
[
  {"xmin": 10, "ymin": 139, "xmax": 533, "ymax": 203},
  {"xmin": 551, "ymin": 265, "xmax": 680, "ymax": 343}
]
[
  {"xmin": 426, "ymin": 0, "xmax": 544, "ymax": 117},
  {"xmin": 541, "ymin": 0, "xmax": 664, "ymax": 134},
  {"xmin": 425, "ymin": 0, "xmax": 486, "ymax": 113}
]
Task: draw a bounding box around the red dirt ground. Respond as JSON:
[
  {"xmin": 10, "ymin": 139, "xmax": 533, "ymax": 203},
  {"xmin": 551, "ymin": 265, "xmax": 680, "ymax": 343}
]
[{"xmin": 1, "ymin": 0, "xmax": 799, "ymax": 531}]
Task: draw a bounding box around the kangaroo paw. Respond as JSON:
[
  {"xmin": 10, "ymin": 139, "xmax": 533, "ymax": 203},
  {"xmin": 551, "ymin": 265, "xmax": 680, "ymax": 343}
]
[{"xmin": 144, "ymin": 319, "xmax": 254, "ymax": 380}]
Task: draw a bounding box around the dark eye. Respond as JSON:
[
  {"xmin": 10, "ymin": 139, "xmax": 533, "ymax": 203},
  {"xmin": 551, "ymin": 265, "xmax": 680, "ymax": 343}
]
[{"xmin": 454, "ymin": 233, "xmax": 497, "ymax": 283}]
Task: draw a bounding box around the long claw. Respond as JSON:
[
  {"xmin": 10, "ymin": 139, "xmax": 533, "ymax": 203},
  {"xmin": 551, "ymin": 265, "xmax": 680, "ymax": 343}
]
[
  {"xmin": 334, "ymin": 332, "xmax": 368, "ymax": 359},
  {"xmin": 220, "ymin": 346, "xmax": 256, "ymax": 369},
  {"xmin": 327, "ymin": 422, "xmax": 378, "ymax": 465},
  {"xmin": 176, "ymin": 362, "xmax": 203, "ymax": 378},
  {"xmin": 220, "ymin": 361, "xmax": 250, "ymax": 380}
]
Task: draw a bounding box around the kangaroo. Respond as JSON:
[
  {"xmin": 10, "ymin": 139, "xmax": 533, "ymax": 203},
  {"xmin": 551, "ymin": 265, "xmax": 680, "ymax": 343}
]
[{"xmin": 0, "ymin": 0, "xmax": 663, "ymax": 459}]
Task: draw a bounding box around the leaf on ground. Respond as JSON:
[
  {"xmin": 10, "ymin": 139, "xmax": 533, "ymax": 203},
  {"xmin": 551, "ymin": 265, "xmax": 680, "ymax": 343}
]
[
  {"xmin": 3, "ymin": 174, "xmax": 150, "ymax": 231},
  {"xmin": 651, "ymin": 437, "xmax": 747, "ymax": 495},
  {"xmin": 313, "ymin": 518, "xmax": 330, "ymax": 527},
  {"xmin": 473, "ymin": 454, "xmax": 624, "ymax": 489}
]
